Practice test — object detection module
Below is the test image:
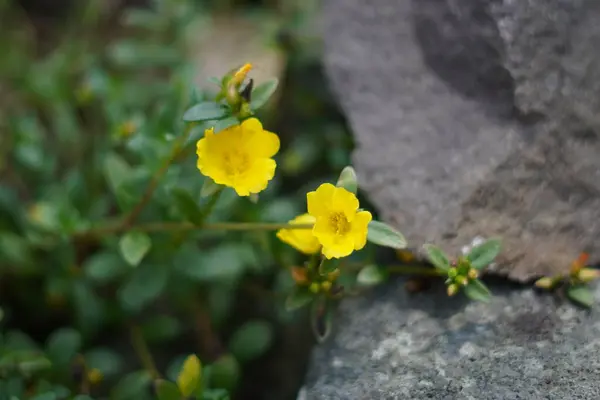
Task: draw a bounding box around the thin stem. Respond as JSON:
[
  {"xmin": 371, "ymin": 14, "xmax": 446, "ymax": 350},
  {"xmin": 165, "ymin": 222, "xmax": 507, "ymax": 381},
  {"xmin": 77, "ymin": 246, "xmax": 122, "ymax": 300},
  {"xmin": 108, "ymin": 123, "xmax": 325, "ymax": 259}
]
[
  {"xmin": 129, "ymin": 324, "xmax": 159, "ymax": 379},
  {"xmin": 198, "ymin": 187, "xmax": 223, "ymax": 222},
  {"xmin": 387, "ymin": 265, "xmax": 445, "ymax": 277},
  {"xmin": 122, "ymin": 123, "xmax": 194, "ymax": 228},
  {"xmin": 73, "ymin": 221, "xmax": 313, "ymax": 239}
]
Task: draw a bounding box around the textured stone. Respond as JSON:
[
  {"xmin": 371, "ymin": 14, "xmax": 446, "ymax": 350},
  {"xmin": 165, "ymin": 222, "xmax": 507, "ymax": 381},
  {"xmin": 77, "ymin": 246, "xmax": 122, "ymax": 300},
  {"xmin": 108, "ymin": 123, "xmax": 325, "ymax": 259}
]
[
  {"xmin": 303, "ymin": 280, "xmax": 600, "ymax": 399},
  {"xmin": 321, "ymin": 0, "xmax": 600, "ymax": 281}
]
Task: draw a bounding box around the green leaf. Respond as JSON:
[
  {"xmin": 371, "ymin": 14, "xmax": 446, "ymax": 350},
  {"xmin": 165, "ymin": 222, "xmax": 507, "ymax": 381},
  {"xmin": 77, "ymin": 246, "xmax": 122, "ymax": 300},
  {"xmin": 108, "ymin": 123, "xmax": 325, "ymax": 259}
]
[
  {"xmin": 422, "ymin": 244, "xmax": 451, "ymax": 272},
  {"xmin": 464, "ymin": 279, "xmax": 492, "ymax": 302},
  {"xmin": 250, "ymin": 78, "xmax": 279, "ymax": 111},
  {"xmin": 567, "ymin": 285, "xmax": 594, "ymax": 308},
  {"xmin": 17, "ymin": 357, "xmax": 52, "ymax": 374},
  {"xmin": 155, "ymin": 379, "xmax": 181, "ymax": 400},
  {"xmin": 201, "ymin": 388, "xmax": 230, "ymax": 400},
  {"xmin": 30, "ymin": 393, "xmax": 56, "ymax": 400},
  {"xmin": 319, "ymin": 258, "xmax": 340, "ymax": 275},
  {"xmin": 45, "ymin": 328, "xmax": 81, "ymax": 368},
  {"xmin": 141, "ymin": 315, "xmax": 182, "ymax": 343},
  {"xmin": 103, "ymin": 153, "xmax": 133, "ymax": 195},
  {"xmin": 177, "ymin": 354, "xmax": 202, "ymax": 397},
  {"xmin": 172, "ymin": 188, "xmax": 203, "ymax": 224},
  {"xmin": 467, "ymin": 238, "xmax": 502, "ymax": 270},
  {"xmin": 367, "ymin": 221, "xmax": 407, "ymax": 249},
  {"xmin": 212, "ymin": 117, "xmax": 239, "ymax": 133},
  {"xmin": 228, "ymin": 320, "xmax": 274, "ymax": 364},
  {"xmin": 356, "ymin": 265, "xmax": 387, "ymax": 287},
  {"xmin": 174, "ymin": 244, "xmax": 252, "ymax": 283},
  {"xmin": 208, "ymin": 355, "xmax": 240, "ymax": 393},
  {"xmin": 285, "ymin": 287, "xmax": 313, "ymax": 311},
  {"xmin": 118, "ymin": 263, "xmax": 168, "ymax": 313},
  {"xmin": 310, "ymin": 297, "xmax": 333, "ymax": 343},
  {"xmin": 72, "ymin": 282, "xmax": 104, "ymax": 336},
  {"xmin": 85, "ymin": 348, "xmax": 124, "ymax": 378},
  {"xmin": 112, "ymin": 370, "xmax": 152, "ymax": 400},
  {"xmin": 83, "ymin": 251, "xmax": 126, "ymax": 284},
  {"xmin": 336, "ymin": 166, "xmax": 358, "ymax": 194},
  {"xmin": 109, "ymin": 40, "xmax": 180, "ymax": 67},
  {"xmin": 183, "ymin": 102, "xmax": 229, "ymax": 122},
  {"xmin": 201, "ymin": 179, "xmax": 223, "ymax": 198},
  {"xmin": 119, "ymin": 231, "xmax": 151, "ymax": 267}
]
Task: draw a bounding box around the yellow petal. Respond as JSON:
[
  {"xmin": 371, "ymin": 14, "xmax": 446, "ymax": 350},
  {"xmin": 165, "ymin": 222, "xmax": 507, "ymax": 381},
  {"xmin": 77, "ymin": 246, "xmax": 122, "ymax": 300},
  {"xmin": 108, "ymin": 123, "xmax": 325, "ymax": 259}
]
[
  {"xmin": 307, "ymin": 183, "xmax": 337, "ymax": 217},
  {"xmin": 351, "ymin": 210, "xmax": 372, "ymax": 250},
  {"xmin": 241, "ymin": 117, "xmax": 263, "ymax": 133},
  {"xmin": 233, "ymin": 158, "xmax": 276, "ymax": 196},
  {"xmin": 276, "ymin": 214, "xmax": 319, "ymax": 254},
  {"xmin": 313, "ymin": 216, "xmax": 354, "ymax": 259},
  {"xmin": 331, "ymin": 187, "xmax": 359, "ymax": 221}
]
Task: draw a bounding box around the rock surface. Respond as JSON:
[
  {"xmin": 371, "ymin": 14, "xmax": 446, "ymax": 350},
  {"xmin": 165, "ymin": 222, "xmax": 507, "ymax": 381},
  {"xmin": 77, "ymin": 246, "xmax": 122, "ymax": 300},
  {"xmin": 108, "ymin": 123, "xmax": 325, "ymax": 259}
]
[
  {"xmin": 303, "ymin": 280, "xmax": 600, "ymax": 399},
  {"xmin": 321, "ymin": 0, "xmax": 600, "ymax": 281}
]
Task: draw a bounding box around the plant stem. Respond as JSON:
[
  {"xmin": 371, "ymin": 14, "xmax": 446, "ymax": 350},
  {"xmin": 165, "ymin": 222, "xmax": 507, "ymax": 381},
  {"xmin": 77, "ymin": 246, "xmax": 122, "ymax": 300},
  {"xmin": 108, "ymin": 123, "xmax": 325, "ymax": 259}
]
[
  {"xmin": 387, "ymin": 265, "xmax": 445, "ymax": 276},
  {"xmin": 73, "ymin": 221, "xmax": 313, "ymax": 239},
  {"xmin": 129, "ymin": 324, "xmax": 159, "ymax": 379},
  {"xmin": 122, "ymin": 123, "xmax": 194, "ymax": 228}
]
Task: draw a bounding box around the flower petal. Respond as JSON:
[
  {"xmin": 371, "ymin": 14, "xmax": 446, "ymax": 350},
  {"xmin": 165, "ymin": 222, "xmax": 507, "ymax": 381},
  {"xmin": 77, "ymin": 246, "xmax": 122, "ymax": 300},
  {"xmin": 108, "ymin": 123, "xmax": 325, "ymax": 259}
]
[
  {"xmin": 234, "ymin": 158, "xmax": 276, "ymax": 196},
  {"xmin": 351, "ymin": 210, "xmax": 372, "ymax": 250},
  {"xmin": 276, "ymin": 214, "xmax": 319, "ymax": 254},
  {"xmin": 307, "ymin": 183, "xmax": 337, "ymax": 218},
  {"xmin": 331, "ymin": 187, "xmax": 359, "ymax": 222}
]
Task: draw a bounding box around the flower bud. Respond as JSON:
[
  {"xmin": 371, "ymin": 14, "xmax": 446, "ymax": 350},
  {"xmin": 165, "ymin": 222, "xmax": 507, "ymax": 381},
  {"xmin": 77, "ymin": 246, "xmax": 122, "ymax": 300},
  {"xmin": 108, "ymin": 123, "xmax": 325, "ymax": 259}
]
[
  {"xmin": 448, "ymin": 267, "xmax": 458, "ymax": 278},
  {"xmin": 309, "ymin": 282, "xmax": 320, "ymax": 294},
  {"xmin": 447, "ymin": 284, "xmax": 459, "ymax": 297},
  {"xmin": 467, "ymin": 268, "xmax": 478, "ymax": 280},
  {"xmin": 570, "ymin": 253, "xmax": 589, "ymax": 275},
  {"xmin": 230, "ymin": 63, "xmax": 252, "ymax": 87},
  {"xmin": 327, "ymin": 269, "xmax": 341, "ymax": 282},
  {"xmin": 457, "ymin": 276, "xmax": 469, "ymax": 286},
  {"xmin": 320, "ymin": 281, "xmax": 332, "ymax": 292},
  {"xmin": 87, "ymin": 368, "xmax": 103, "ymax": 385},
  {"xmin": 578, "ymin": 268, "xmax": 600, "ymax": 283},
  {"xmin": 290, "ymin": 267, "xmax": 308, "ymax": 285},
  {"xmin": 534, "ymin": 276, "xmax": 555, "ymax": 290}
]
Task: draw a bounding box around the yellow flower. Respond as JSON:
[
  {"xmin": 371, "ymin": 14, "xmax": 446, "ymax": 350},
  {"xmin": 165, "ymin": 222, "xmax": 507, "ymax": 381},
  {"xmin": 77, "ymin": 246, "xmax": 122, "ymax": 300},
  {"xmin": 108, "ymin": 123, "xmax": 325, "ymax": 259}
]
[
  {"xmin": 196, "ymin": 118, "xmax": 280, "ymax": 196},
  {"xmin": 276, "ymin": 213, "xmax": 320, "ymax": 255},
  {"xmin": 307, "ymin": 183, "xmax": 372, "ymax": 259}
]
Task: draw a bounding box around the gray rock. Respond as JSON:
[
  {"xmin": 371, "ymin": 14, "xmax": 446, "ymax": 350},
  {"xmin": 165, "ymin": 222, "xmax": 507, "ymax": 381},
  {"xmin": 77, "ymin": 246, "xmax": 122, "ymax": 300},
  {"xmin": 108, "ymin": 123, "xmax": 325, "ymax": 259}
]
[
  {"xmin": 303, "ymin": 280, "xmax": 600, "ymax": 399},
  {"xmin": 321, "ymin": 0, "xmax": 600, "ymax": 281}
]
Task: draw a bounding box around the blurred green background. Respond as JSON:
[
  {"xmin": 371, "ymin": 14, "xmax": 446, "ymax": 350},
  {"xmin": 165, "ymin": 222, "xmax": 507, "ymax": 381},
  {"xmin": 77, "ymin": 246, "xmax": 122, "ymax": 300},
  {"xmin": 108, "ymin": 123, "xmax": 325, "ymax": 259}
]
[{"xmin": 0, "ymin": 0, "xmax": 356, "ymax": 399}]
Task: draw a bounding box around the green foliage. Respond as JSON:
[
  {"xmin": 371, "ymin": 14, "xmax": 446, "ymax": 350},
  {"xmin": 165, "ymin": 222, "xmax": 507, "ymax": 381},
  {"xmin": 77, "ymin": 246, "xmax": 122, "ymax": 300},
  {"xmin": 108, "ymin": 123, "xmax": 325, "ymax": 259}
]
[
  {"xmin": 367, "ymin": 221, "xmax": 407, "ymax": 250},
  {"xmin": 467, "ymin": 238, "xmax": 502, "ymax": 270},
  {"xmin": 228, "ymin": 320, "xmax": 274, "ymax": 363}
]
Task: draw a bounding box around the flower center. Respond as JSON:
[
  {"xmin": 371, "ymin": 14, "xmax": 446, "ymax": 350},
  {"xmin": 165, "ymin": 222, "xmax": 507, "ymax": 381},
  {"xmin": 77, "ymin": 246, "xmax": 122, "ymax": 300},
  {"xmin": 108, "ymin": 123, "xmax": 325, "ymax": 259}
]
[
  {"xmin": 328, "ymin": 212, "xmax": 350, "ymax": 235},
  {"xmin": 222, "ymin": 151, "xmax": 250, "ymax": 177}
]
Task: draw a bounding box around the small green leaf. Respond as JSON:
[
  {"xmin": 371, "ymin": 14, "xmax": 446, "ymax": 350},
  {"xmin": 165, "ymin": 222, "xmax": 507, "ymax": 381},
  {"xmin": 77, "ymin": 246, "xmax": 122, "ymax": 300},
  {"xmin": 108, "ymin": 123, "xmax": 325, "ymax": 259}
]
[
  {"xmin": 118, "ymin": 263, "xmax": 168, "ymax": 313},
  {"xmin": 208, "ymin": 355, "xmax": 240, "ymax": 393},
  {"xmin": 423, "ymin": 244, "xmax": 451, "ymax": 272},
  {"xmin": 336, "ymin": 166, "xmax": 358, "ymax": 194},
  {"xmin": 177, "ymin": 354, "xmax": 202, "ymax": 397},
  {"xmin": 464, "ymin": 279, "xmax": 492, "ymax": 302},
  {"xmin": 319, "ymin": 258, "xmax": 340, "ymax": 275},
  {"xmin": 356, "ymin": 265, "xmax": 386, "ymax": 287},
  {"xmin": 17, "ymin": 357, "xmax": 52, "ymax": 374},
  {"xmin": 567, "ymin": 285, "xmax": 594, "ymax": 308},
  {"xmin": 183, "ymin": 102, "xmax": 229, "ymax": 122},
  {"xmin": 141, "ymin": 315, "xmax": 183, "ymax": 343},
  {"xmin": 250, "ymin": 78, "xmax": 279, "ymax": 111},
  {"xmin": 119, "ymin": 231, "xmax": 151, "ymax": 266},
  {"xmin": 228, "ymin": 320, "xmax": 274, "ymax": 364},
  {"xmin": 155, "ymin": 379, "xmax": 181, "ymax": 400},
  {"xmin": 201, "ymin": 179, "xmax": 223, "ymax": 198},
  {"xmin": 112, "ymin": 370, "xmax": 152, "ymax": 400},
  {"xmin": 103, "ymin": 153, "xmax": 133, "ymax": 195},
  {"xmin": 45, "ymin": 328, "xmax": 81, "ymax": 368},
  {"xmin": 172, "ymin": 188, "xmax": 203, "ymax": 224},
  {"xmin": 285, "ymin": 287, "xmax": 313, "ymax": 311},
  {"xmin": 310, "ymin": 297, "xmax": 333, "ymax": 343},
  {"xmin": 201, "ymin": 388, "xmax": 230, "ymax": 400},
  {"xmin": 212, "ymin": 117, "xmax": 239, "ymax": 133},
  {"xmin": 207, "ymin": 76, "xmax": 222, "ymax": 86},
  {"xmin": 83, "ymin": 251, "xmax": 126, "ymax": 283},
  {"xmin": 467, "ymin": 238, "xmax": 502, "ymax": 270},
  {"xmin": 85, "ymin": 348, "xmax": 124, "ymax": 378},
  {"xmin": 367, "ymin": 221, "xmax": 407, "ymax": 249}
]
